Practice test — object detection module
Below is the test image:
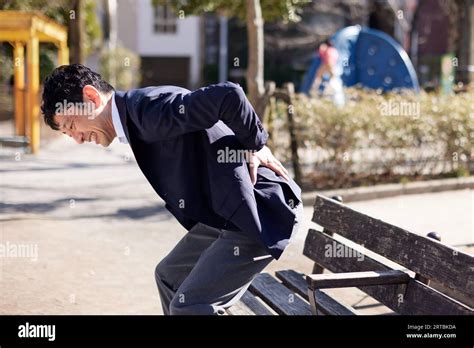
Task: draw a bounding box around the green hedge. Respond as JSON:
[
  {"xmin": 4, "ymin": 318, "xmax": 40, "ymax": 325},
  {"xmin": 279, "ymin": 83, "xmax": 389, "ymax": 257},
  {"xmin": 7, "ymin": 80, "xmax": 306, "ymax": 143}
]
[{"xmin": 268, "ymin": 88, "xmax": 473, "ymax": 188}]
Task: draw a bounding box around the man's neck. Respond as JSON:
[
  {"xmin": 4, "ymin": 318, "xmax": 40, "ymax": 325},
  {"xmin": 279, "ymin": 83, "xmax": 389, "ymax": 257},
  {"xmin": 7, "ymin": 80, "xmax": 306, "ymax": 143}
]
[{"xmin": 103, "ymin": 95, "xmax": 116, "ymax": 138}]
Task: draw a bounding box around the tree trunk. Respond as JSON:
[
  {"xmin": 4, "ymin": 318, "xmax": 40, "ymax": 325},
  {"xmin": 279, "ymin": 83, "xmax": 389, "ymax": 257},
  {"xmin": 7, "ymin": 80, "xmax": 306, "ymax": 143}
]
[
  {"xmin": 68, "ymin": 0, "xmax": 85, "ymax": 64},
  {"xmin": 445, "ymin": 0, "xmax": 461, "ymax": 53},
  {"xmin": 246, "ymin": 0, "xmax": 265, "ymax": 117},
  {"xmin": 408, "ymin": 1, "xmax": 420, "ymax": 64},
  {"xmin": 104, "ymin": 0, "xmax": 118, "ymax": 86}
]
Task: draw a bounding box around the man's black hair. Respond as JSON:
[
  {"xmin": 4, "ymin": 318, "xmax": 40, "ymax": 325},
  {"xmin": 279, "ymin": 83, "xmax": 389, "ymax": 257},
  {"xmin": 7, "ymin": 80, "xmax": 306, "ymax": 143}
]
[{"xmin": 41, "ymin": 64, "xmax": 114, "ymax": 130}]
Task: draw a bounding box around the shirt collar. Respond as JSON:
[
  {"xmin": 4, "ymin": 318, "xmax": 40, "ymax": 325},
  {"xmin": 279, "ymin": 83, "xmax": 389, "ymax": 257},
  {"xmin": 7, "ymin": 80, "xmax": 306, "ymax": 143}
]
[{"xmin": 111, "ymin": 92, "xmax": 128, "ymax": 144}]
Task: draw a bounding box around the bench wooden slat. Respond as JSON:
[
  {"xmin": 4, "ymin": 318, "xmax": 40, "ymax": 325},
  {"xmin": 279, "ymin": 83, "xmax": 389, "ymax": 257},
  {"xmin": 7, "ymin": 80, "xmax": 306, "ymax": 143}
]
[
  {"xmin": 249, "ymin": 273, "xmax": 312, "ymax": 315},
  {"xmin": 227, "ymin": 291, "xmax": 274, "ymax": 315},
  {"xmin": 276, "ymin": 270, "xmax": 358, "ymax": 315},
  {"xmin": 307, "ymin": 270, "xmax": 410, "ymax": 289},
  {"xmin": 312, "ymin": 194, "xmax": 474, "ymax": 298},
  {"xmin": 431, "ymin": 281, "xmax": 474, "ymax": 308},
  {"xmin": 303, "ymin": 229, "xmax": 473, "ymax": 315},
  {"xmin": 401, "ymin": 281, "xmax": 472, "ymax": 315}
]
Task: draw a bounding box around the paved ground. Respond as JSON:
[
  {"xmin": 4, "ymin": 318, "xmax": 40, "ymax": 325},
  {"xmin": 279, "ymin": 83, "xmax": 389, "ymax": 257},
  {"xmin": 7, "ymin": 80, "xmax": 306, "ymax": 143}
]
[{"xmin": 1, "ymin": 133, "xmax": 472, "ymax": 314}]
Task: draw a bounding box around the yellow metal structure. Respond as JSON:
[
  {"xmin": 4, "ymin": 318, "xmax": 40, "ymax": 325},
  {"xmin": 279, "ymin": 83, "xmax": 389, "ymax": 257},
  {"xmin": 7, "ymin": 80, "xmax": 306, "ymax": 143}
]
[{"xmin": 0, "ymin": 11, "xmax": 69, "ymax": 154}]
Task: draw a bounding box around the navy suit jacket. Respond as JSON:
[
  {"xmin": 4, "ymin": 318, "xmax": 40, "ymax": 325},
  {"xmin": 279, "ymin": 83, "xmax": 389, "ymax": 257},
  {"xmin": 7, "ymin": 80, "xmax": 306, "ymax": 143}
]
[{"xmin": 114, "ymin": 82, "xmax": 302, "ymax": 259}]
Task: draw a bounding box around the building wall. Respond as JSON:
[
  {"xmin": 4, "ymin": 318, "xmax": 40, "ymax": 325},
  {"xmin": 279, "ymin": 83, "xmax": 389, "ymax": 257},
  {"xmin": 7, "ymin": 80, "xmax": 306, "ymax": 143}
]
[
  {"xmin": 117, "ymin": 0, "xmax": 139, "ymax": 53},
  {"xmin": 113, "ymin": 0, "xmax": 201, "ymax": 89},
  {"xmin": 136, "ymin": 0, "xmax": 201, "ymax": 88}
]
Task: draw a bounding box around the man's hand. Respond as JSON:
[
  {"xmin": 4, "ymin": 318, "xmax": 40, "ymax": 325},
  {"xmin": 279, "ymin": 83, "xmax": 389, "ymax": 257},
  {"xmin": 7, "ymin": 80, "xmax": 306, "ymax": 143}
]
[{"xmin": 248, "ymin": 146, "xmax": 290, "ymax": 185}]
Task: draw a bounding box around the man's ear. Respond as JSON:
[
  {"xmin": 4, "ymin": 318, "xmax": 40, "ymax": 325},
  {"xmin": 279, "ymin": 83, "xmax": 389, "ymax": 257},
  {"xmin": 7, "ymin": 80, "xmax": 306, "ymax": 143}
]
[{"xmin": 83, "ymin": 85, "xmax": 101, "ymax": 109}]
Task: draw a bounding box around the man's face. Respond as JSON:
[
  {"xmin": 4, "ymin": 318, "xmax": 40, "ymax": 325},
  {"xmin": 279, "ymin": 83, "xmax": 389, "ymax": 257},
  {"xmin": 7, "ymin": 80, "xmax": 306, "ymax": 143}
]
[
  {"xmin": 54, "ymin": 112, "xmax": 115, "ymax": 147},
  {"xmin": 53, "ymin": 85, "xmax": 116, "ymax": 147}
]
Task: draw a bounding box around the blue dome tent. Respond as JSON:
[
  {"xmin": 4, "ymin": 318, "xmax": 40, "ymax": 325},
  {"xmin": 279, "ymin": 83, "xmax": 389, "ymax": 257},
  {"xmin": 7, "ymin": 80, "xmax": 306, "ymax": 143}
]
[{"xmin": 300, "ymin": 25, "xmax": 420, "ymax": 94}]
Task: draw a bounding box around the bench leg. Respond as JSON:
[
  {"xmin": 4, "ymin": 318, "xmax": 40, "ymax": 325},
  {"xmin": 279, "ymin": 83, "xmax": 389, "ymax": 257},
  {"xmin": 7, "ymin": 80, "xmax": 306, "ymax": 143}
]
[
  {"xmin": 312, "ymin": 263, "xmax": 325, "ymax": 274},
  {"xmin": 307, "ymin": 289, "xmax": 319, "ymax": 315}
]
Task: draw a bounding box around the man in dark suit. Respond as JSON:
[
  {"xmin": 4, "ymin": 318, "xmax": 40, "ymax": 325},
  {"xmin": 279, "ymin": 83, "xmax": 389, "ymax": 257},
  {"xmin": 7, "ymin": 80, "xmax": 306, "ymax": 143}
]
[{"xmin": 41, "ymin": 64, "xmax": 303, "ymax": 315}]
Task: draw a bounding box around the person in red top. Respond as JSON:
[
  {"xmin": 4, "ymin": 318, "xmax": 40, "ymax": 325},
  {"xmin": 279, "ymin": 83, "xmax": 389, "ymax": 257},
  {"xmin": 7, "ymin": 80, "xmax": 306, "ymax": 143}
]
[{"xmin": 312, "ymin": 39, "xmax": 339, "ymax": 93}]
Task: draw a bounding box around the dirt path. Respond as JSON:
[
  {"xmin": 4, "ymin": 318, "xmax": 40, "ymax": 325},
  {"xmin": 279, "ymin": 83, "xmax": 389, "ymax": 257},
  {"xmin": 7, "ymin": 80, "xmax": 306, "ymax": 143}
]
[{"xmin": 1, "ymin": 136, "xmax": 472, "ymax": 314}]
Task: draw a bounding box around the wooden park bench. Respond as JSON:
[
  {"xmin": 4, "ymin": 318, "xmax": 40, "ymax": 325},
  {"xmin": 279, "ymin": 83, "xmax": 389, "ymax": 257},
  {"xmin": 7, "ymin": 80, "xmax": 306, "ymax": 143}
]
[{"xmin": 228, "ymin": 194, "xmax": 473, "ymax": 315}]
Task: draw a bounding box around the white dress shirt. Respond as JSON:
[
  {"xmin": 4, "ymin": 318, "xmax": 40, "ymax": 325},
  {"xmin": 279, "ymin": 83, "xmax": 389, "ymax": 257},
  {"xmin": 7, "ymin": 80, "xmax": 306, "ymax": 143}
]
[{"xmin": 111, "ymin": 93, "xmax": 128, "ymax": 144}]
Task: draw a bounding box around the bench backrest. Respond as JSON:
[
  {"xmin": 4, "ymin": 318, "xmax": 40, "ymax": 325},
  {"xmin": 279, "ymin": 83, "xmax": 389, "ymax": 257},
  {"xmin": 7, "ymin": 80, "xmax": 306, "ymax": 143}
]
[{"xmin": 303, "ymin": 195, "xmax": 473, "ymax": 315}]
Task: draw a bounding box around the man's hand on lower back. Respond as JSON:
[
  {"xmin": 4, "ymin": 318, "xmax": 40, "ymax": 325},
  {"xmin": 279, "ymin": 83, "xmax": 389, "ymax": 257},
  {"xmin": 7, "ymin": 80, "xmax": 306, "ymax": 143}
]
[{"xmin": 248, "ymin": 146, "xmax": 290, "ymax": 185}]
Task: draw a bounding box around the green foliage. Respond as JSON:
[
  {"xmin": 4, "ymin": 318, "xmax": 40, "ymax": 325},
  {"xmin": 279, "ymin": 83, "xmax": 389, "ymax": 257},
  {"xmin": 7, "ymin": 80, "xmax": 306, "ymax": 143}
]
[
  {"xmin": 452, "ymin": 166, "xmax": 470, "ymax": 178},
  {"xmin": 83, "ymin": 0, "xmax": 101, "ymax": 56},
  {"xmin": 39, "ymin": 47, "xmax": 56, "ymax": 81},
  {"xmin": 0, "ymin": 44, "xmax": 13, "ymax": 85},
  {"xmin": 0, "ymin": 0, "xmax": 102, "ymax": 57},
  {"xmin": 152, "ymin": 0, "xmax": 304, "ymax": 22},
  {"xmin": 99, "ymin": 45, "xmax": 141, "ymax": 90},
  {"xmin": 269, "ymin": 88, "xmax": 473, "ymax": 188}
]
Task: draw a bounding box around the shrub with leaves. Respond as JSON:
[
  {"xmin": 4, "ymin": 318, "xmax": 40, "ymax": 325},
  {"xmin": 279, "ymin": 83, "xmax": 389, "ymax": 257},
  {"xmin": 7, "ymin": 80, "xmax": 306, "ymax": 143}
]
[
  {"xmin": 99, "ymin": 45, "xmax": 141, "ymax": 91},
  {"xmin": 268, "ymin": 88, "xmax": 473, "ymax": 189}
]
